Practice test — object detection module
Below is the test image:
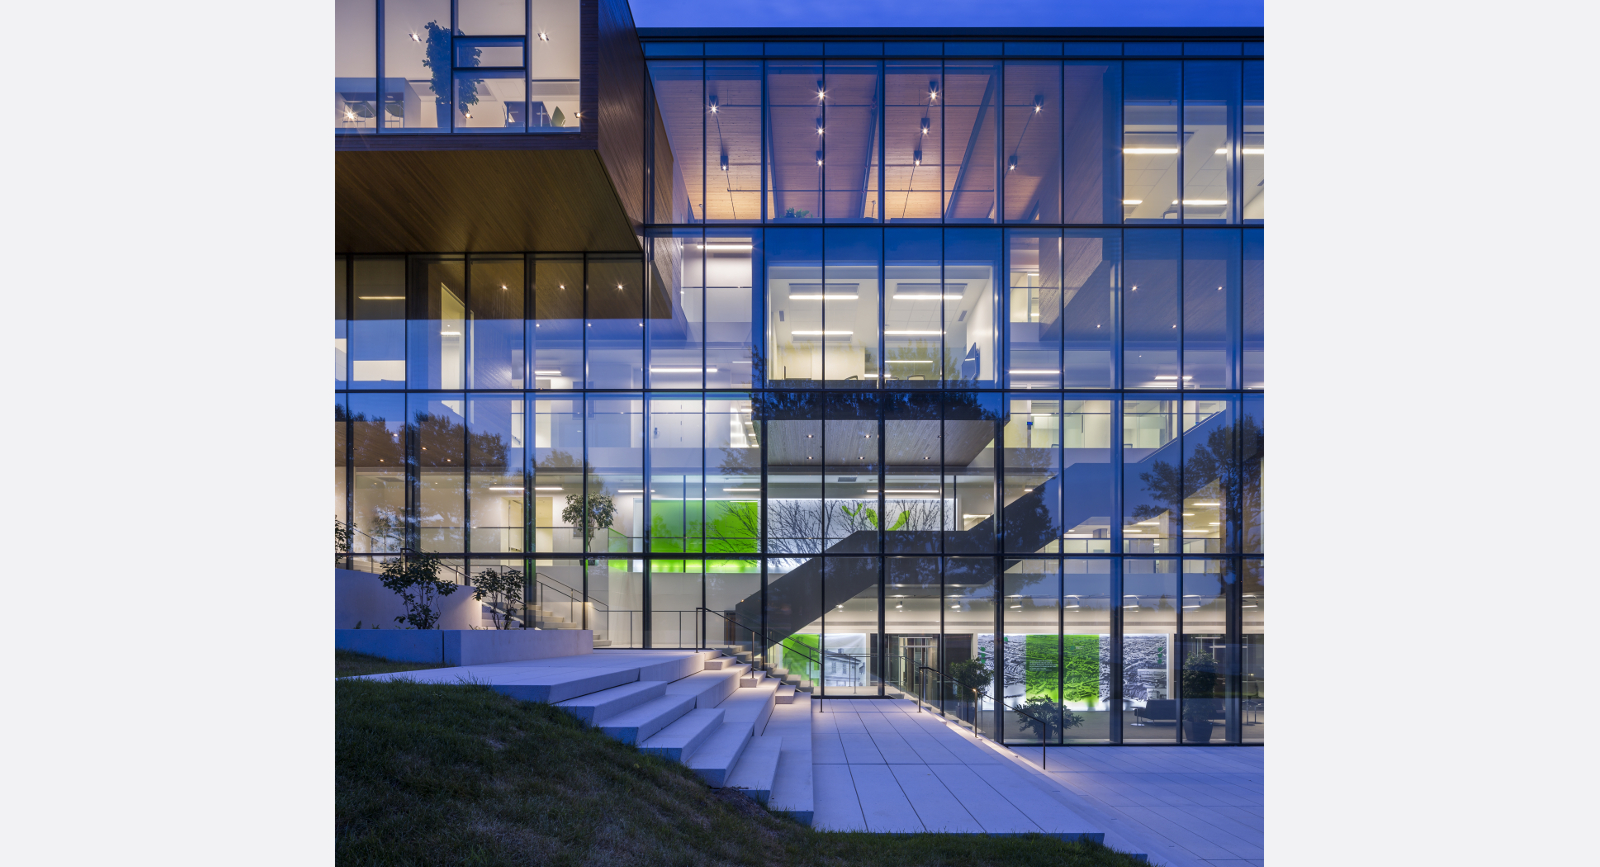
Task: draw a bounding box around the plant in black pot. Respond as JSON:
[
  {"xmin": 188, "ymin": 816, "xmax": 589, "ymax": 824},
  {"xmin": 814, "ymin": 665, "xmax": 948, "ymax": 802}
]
[
  {"xmin": 1180, "ymin": 651, "xmax": 1221, "ymax": 743},
  {"xmin": 1015, "ymin": 696, "xmax": 1086, "ymax": 743},
  {"xmin": 946, "ymin": 658, "xmax": 993, "ymax": 728}
]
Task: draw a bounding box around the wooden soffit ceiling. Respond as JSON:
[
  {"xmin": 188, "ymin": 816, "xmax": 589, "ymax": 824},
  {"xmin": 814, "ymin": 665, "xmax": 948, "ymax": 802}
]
[{"xmin": 336, "ymin": 149, "xmax": 640, "ymax": 253}]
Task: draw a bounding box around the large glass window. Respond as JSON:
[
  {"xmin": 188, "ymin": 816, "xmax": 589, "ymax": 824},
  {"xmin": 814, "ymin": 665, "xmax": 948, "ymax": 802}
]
[
  {"xmin": 1124, "ymin": 398, "xmax": 1178, "ymax": 553},
  {"xmin": 1003, "ymin": 62, "xmax": 1062, "ymax": 223},
  {"xmin": 823, "ymin": 228, "xmax": 882, "ymax": 384},
  {"xmin": 885, "ymin": 556, "xmax": 942, "ymax": 699},
  {"xmin": 414, "ymin": 393, "xmax": 466, "ymax": 552},
  {"xmin": 406, "ymin": 257, "xmax": 467, "ymax": 390},
  {"xmin": 945, "ymin": 392, "xmax": 1001, "ymax": 554},
  {"xmin": 882, "ymin": 392, "xmax": 942, "ymax": 555},
  {"xmin": 706, "ymin": 61, "xmax": 763, "ymax": 220},
  {"xmin": 467, "ymin": 256, "xmax": 525, "ymax": 390},
  {"xmin": 348, "ymin": 393, "xmax": 406, "ymax": 561},
  {"xmin": 648, "ymin": 60, "xmax": 705, "ymax": 223},
  {"xmin": 1123, "ymin": 61, "xmax": 1180, "ymax": 223},
  {"xmin": 1061, "ymin": 61, "xmax": 1122, "ymax": 224},
  {"xmin": 884, "ymin": 61, "xmax": 943, "ymax": 222},
  {"xmin": 587, "ymin": 396, "xmax": 645, "ymax": 555},
  {"xmin": 648, "ymin": 396, "xmax": 704, "ymax": 556},
  {"xmin": 1242, "ymin": 394, "xmax": 1263, "ymax": 554},
  {"xmin": 943, "ymin": 61, "xmax": 1001, "ymax": 223},
  {"xmin": 766, "ymin": 228, "xmax": 824, "ymax": 385},
  {"xmin": 1123, "ymin": 229, "xmax": 1180, "ymax": 387},
  {"xmin": 946, "ymin": 556, "xmax": 999, "ymax": 737},
  {"xmin": 467, "ymin": 394, "xmax": 526, "ymax": 553},
  {"xmin": 335, "ymin": 0, "xmax": 378, "ymax": 132},
  {"xmin": 351, "ymin": 258, "xmax": 406, "ymax": 388},
  {"xmin": 1241, "ymin": 559, "xmax": 1264, "ymax": 742},
  {"xmin": 531, "ymin": 255, "xmax": 581, "ymax": 390},
  {"xmin": 585, "ymin": 256, "xmax": 644, "ymax": 389},
  {"xmin": 1123, "ymin": 558, "xmax": 1178, "ymax": 742},
  {"xmin": 335, "ymin": 259, "xmax": 349, "ymax": 389},
  {"xmin": 382, "ymin": 0, "xmax": 451, "ymax": 131},
  {"xmin": 531, "ymin": 396, "xmax": 583, "ymax": 554},
  {"xmin": 883, "ymin": 228, "xmax": 942, "ymax": 389},
  {"xmin": 823, "ymin": 557, "xmax": 880, "ymax": 695},
  {"xmin": 1062, "ymin": 230, "xmax": 1117, "ymax": 388},
  {"xmin": 1243, "ymin": 61, "xmax": 1264, "ymax": 222},
  {"xmin": 1006, "ymin": 230, "xmax": 1061, "ymax": 390},
  {"xmin": 1062, "ymin": 558, "xmax": 1112, "ymax": 743},
  {"xmin": 706, "ymin": 395, "xmax": 759, "ymax": 557},
  {"xmin": 1061, "ymin": 398, "xmax": 1115, "ymax": 553},
  {"xmin": 1001, "ymin": 559, "xmax": 1059, "ymax": 744},
  {"xmin": 705, "ymin": 230, "xmax": 758, "ymax": 388},
  {"xmin": 646, "ymin": 229, "xmax": 705, "ymax": 389},
  {"xmin": 1182, "ymin": 61, "xmax": 1240, "ymax": 223},
  {"xmin": 764, "ymin": 391, "xmax": 824, "ymax": 557},
  {"xmin": 1180, "ymin": 559, "xmax": 1232, "ymax": 743},
  {"xmin": 527, "ymin": 0, "xmax": 580, "ymax": 131},
  {"xmin": 824, "ymin": 61, "xmax": 883, "ymax": 222},
  {"xmin": 1003, "ymin": 398, "xmax": 1060, "ymax": 553},
  {"xmin": 1243, "ymin": 229, "xmax": 1263, "ymax": 388},
  {"xmin": 1183, "ymin": 229, "xmax": 1240, "ymax": 389},
  {"xmin": 767, "ymin": 60, "xmax": 825, "ymax": 222},
  {"xmin": 943, "ymin": 229, "xmax": 1000, "ymax": 386},
  {"xmin": 1181, "ymin": 398, "xmax": 1238, "ymax": 555}
]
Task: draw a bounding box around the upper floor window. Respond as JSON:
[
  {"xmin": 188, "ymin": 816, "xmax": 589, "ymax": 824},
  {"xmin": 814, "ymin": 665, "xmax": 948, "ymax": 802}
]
[{"xmin": 335, "ymin": 0, "xmax": 580, "ymax": 135}]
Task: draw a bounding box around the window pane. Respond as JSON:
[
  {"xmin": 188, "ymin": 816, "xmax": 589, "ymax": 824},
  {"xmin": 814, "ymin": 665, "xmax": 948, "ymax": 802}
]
[
  {"xmin": 1182, "ymin": 397, "xmax": 1238, "ymax": 554},
  {"xmin": 1001, "ymin": 559, "xmax": 1059, "ymax": 744},
  {"xmin": 944, "ymin": 61, "xmax": 1000, "ymax": 223},
  {"xmin": 1123, "ymin": 61, "xmax": 1180, "ymax": 223},
  {"xmin": 883, "ymin": 392, "xmax": 942, "ymax": 555},
  {"xmin": 382, "ymin": 0, "xmax": 450, "ymax": 131},
  {"xmin": 706, "ymin": 395, "xmax": 759, "ymax": 556},
  {"xmin": 1006, "ymin": 230, "xmax": 1062, "ymax": 389},
  {"xmin": 1003, "ymin": 398, "xmax": 1060, "ymax": 552},
  {"xmin": 532, "ymin": 256, "xmax": 581, "ymax": 390},
  {"xmin": 467, "ymin": 395, "xmax": 526, "ymax": 554},
  {"xmin": 1243, "ymin": 394, "xmax": 1263, "ymax": 553},
  {"xmin": 824, "ymin": 61, "xmax": 882, "ymax": 221},
  {"xmin": 823, "ymin": 393, "xmax": 881, "ymax": 550},
  {"xmin": 768, "ymin": 60, "xmax": 825, "ymax": 222},
  {"xmin": 884, "ymin": 228, "xmax": 942, "ymax": 390},
  {"xmin": 766, "ymin": 228, "xmax": 824, "ymax": 385},
  {"xmin": 336, "ymin": 398, "xmax": 349, "ymax": 560},
  {"xmin": 651, "ymin": 561, "xmax": 702, "ymax": 648},
  {"xmin": 407, "ymin": 257, "xmax": 467, "ymax": 389},
  {"xmin": 335, "ymin": 259, "xmax": 348, "ymax": 388},
  {"xmin": 1061, "ymin": 397, "xmax": 1114, "ymax": 553},
  {"xmin": 1004, "ymin": 62, "xmax": 1062, "ymax": 223},
  {"xmin": 586, "ymin": 257, "xmax": 644, "ymax": 389},
  {"xmin": 1243, "ymin": 61, "xmax": 1264, "ymax": 221},
  {"xmin": 648, "ymin": 60, "xmax": 705, "ymax": 223},
  {"xmin": 764, "ymin": 391, "xmax": 824, "ymax": 557},
  {"xmin": 1062, "ymin": 558, "xmax": 1112, "ymax": 743},
  {"xmin": 590, "ymin": 557, "xmax": 644, "ymax": 646},
  {"xmin": 1062, "ymin": 230, "xmax": 1117, "ymax": 387},
  {"xmin": 649, "ymin": 397, "xmax": 704, "ymax": 555},
  {"xmin": 1124, "ymin": 398, "xmax": 1178, "ymax": 553},
  {"xmin": 1180, "ymin": 559, "xmax": 1231, "ymax": 743},
  {"xmin": 885, "ymin": 557, "xmax": 942, "ymax": 697},
  {"xmin": 349, "ymin": 393, "xmax": 406, "ymax": 555},
  {"xmin": 456, "ymin": 70, "xmax": 526, "ymax": 131},
  {"xmin": 1062, "ymin": 61, "xmax": 1122, "ymax": 223},
  {"xmin": 1183, "ymin": 229, "xmax": 1240, "ymax": 389},
  {"xmin": 335, "ymin": 0, "xmax": 377, "ymax": 132},
  {"xmin": 1123, "ymin": 229, "xmax": 1179, "ymax": 386},
  {"xmin": 532, "ymin": 396, "xmax": 584, "ymax": 554},
  {"xmin": 706, "ymin": 61, "xmax": 762, "ymax": 220},
  {"xmin": 885, "ymin": 61, "xmax": 943, "ymax": 222},
  {"xmin": 528, "ymin": 0, "xmax": 580, "ymax": 132},
  {"xmin": 1242, "ymin": 560, "xmax": 1264, "ymax": 742},
  {"xmin": 705, "ymin": 230, "xmax": 757, "ymax": 388},
  {"xmin": 414, "ymin": 394, "xmax": 466, "ymax": 552},
  {"xmin": 647, "ymin": 229, "xmax": 705, "ymax": 388},
  {"xmin": 945, "ymin": 392, "xmax": 1001, "ymax": 553},
  {"xmin": 350, "ymin": 258, "xmax": 405, "ymax": 388},
  {"xmin": 587, "ymin": 395, "xmax": 644, "ymax": 555},
  {"xmin": 467, "ymin": 257, "xmax": 525, "ymax": 389},
  {"xmin": 824, "ymin": 228, "xmax": 882, "ymax": 385},
  {"xmin": 944, "ymin": 229, "xmax": 1000, "ymax": 386},
  {"xmin": 823, "ymin": 557, "xmax": 880, "ymax": 695},
  {"xmin": 458, "ymin": 0, "xmax": 524, "ymax": 35},
  {"xmin": 1243, "ymin": 229, "xmax": 1263, "ymax": 387},
  {"xmin": 1123, "ymin": 558, "xmax": 1177, "ymax": 742},
  {"xmin": 947, "ymin": 556, "xmax": 999, "ymax": 738},
  {"xmin": 1183, "ymin": 61, "xmax": 1240, "ymax": 223}
]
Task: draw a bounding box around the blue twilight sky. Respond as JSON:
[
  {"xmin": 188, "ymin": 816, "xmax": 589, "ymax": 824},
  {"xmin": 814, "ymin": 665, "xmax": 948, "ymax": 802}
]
[{"xmin": 627, "ymin": 0, "xmax": 1263, "ymax": 29}]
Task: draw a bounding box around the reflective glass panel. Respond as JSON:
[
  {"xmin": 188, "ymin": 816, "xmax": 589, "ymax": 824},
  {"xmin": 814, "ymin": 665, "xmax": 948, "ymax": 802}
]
[
  {"xmin": 706, "ymin": 395, "xmax": 759, "ymax": 556},
  {"xmin": 1180, "ymin": 559, "xmax": 1232, "ymax": 743},
  {"xmin": 648, "ymin": 396, "xmax": 704, "ymax": 555},
  {"xmin": 457, "ymin": 0, "xmax": 524, "ymax": 35},
  {"xmin": 822, "ymin": 393, "xmax": 881, "ymax": 551},
  {"xmin": 1001, "ymin": 559, "xmax": 1059, "ymax": 744},
  {"xmin": 824, "ymin": 61, "xmax": 883, "ymax": 221},
  {"xmin": 885, "ymin": 556, "xmax": 943, "ymax": 698},
  {"xmin": 1243, "ymin": 61, "xmax": 1264, "ymax": 221},
  {"xmin": 587, "ymin": 396, "xmax": 644, "ymax": 556},
  {"xmin": 1124, "ymin": 398, "xmax": 1178, "ymax": 553},
  {"xmin": 944, "ymin": 61, "xmax": 1001, "ymax": 223},
  {"xmin": 824, "ymin": 228, "xmax": 882, "ymax": 384},
  {"xmin": 705, "ymin": 230, "xmax": 757, "ymax": 387},
  {"xmin": 456, "ymin": 69, "xmax": 526, "ymax": 131},
  {"xmin": 1006, "ymin": 230, "xmax": 1062, "ymax": 390},
  {"xmin": 944, "ymin": 229, "xmax": 1000, "ymax": 386},
  {"xmin": 1243, "ymin": 229, "xmax": 1263, "ymax": 388},
  {"xmin": 335, "ymin": 259, "xmax": 349, "ymax": 388},
  {"xmin": 882, "ymin": 392, "xmax": 943, "ymax": 555},
  {"xmin": 1004, "ymin": 61, "xmax": 1062, "ymax": 223},
  {"xmin": 351, "ymin": 258, "xmax": 406, "ymax": 388},
  {"xmin": 884, "ymin": 62, "xmax": 943, "ymax": 222},
  {"xmin": 349, "ymin": 392, "xmax": 406, "ymax": 556},
  {"xmin": 1123, "ymin": 229, "xmax": 1179, "ymax": 387},
  {"xmin": 883, "ymin": 228, "xmax": 943, "ymax": 390},
  {"xmin": 590, "ymin": 557, "xmax": 644, "ymax": 647},
  {"xmin": 823, "ymin": 557, "xmax": 880, "ymax": 695},
  {"xmin": 1123, "ymin": 558, "xmax": 1178, "ymax": 742},
  {"xmin": 764, "ymin": 391, "xmax": 824, "ymax": 557},
  {"xmin": 1061, "ymin": 398, "xmax": 1115, "ymax": 553},
  {"xmin": 1182, "ymin": 61, "xmax": 1240, "ymax": 223},
  {"xmin": 766, "ymin": 228, "xmax": 824, "ymax": 385},
  {"xmin": 1123, "ymin": 61, "xmax": 1180, "ymax": 223},
  {"xmin": 414, "ymin": 393, "xmax": 466, "ymax": 552},
  {"xmin": 586, "ymin": 257, "xmax": 644, "ymax": 389},
  {"xmin": 946, "ymin": 556, "xmax": 999, "ymax": 738},
  {"xmin": 406, "ymin": 257, "xmax": 467, "ymax": 390},
  {"xmin": 1063, "ymin": 558, "xmax": 1112, "ymax": 742},
  {"xmin": 1003, "ymin": 398, "xmax": 1060, "ymax": 553},
  {"xmin": 1062, "ymin": 230, "xmax": 1117, "ymax": 387},
  {"xmin": 1179, "ymin": 397, "xmax": 1237, "ymax": 555},
  {"xmin": 528, "ymin": 0, "xmax": 581, "ymax": 131},
  {"xmin": 1242, "ymin": 394, "xmax": 1263, "ymax": 553},
  {"xmin": 531, "ymin": 255, "xmax": 581, "ymax": 390},
  {"xmin": 467, "ymin": 256, "xmax": 525, "ymax": 389},
  {"xmin": 1183, "ymin": 229, "xmax": 1240, "ymax": 389},
  {"xmin": 467, "ymin": 395, "xmax": 526, "ymax": 554},
  {"xmin": 382, "ymin": 0, "xmax": 451, "ymax": 131},
  {"xmin": 1241, "ymin": 560, "xmax": 1264, "ymax": 742},
  {"xmin": 648, "ymin": 60, "xmax": 705, "ymax": 223},
  {"xmin": 768, "ymin": 60, "xmax": 825, "ymax": 222},
  {"xmin": 705, "ymin": 61, "xmax": 762, "ymax": 220},
  {"xmin": 531, "ymin": 396, "xmax": 583, "ymax": 554},
  {"xmin": 646, "ymin": 229, "xmax": 705, "ymax": 388},
  {"xmin": 945, "ymin": 392, "xmax": 1001, "ymax": 553},
  {"xmin": 335, "ymin": 0, "xmax": 377, "ymax": 132},
  {"xmin": 1062, "ymin": 61, "xmax": 1122, "ymax": 223}
]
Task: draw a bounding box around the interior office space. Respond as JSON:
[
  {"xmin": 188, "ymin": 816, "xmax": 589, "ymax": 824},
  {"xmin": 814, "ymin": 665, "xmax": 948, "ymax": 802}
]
[{"xmin": 335, "ymin": 0, "xmax": 1264, "ymax": 745}]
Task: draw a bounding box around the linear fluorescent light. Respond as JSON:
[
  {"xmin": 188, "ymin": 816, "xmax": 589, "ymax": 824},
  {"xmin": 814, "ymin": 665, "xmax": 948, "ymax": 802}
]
[
  {"xmin": 650, "ymin": 367, "xmax": 719, "ymax": 373},
  {"xmin": 1062, "ymin": 533, "xmax": 1094, "ymax": 538},
  {"xmin": 962, "ymin": 514, "xmax": 990, "ymax": 519},
  {"xmin": 884, "ymin": 330, "xmax": 943, "ymax": 335},
  {"xmin": 440, "ymin": 331, "xmax": 461, "ymax": 336},
  {"xmin": 697, "ymin": 244, "xmax": 754, "ymax": 250},
  {"xmin": 1172, "ymin": 200, "xmax": 1228, "ymax": 205},
  {"xmin": 788, "ymin": 294, "xmax": 859, "ymax": 300},
  {"xmin": 1121, "ymin": 200, "xmax": 1142, "ymax": 205},
  {"xmin": 868, "ymin": 489, "xmax": 938, "ymax": 494},
  {"xmin": 487, "ymin": 486, "xmax": 523, "ymax": 491},
  {"xmin": 1217, "ymin": 148, "xmax": 1265, "ymax": 154},
  {"xmin": 532, "ymin": 487, "xmax": 564, "ymax": 491},
  {"xmin": 1010, "ymin": 369, "xmax": 1059, "ymax": 375},
  {"xmin": 534, "ymin": 370, "xmax": 562, "ymax": 376},
  {"xmin": 357, "ymin": 296, "xmax": 405, "ymax": 300},
  {"xmin": 1190, "ymin": 501, "xmax": 1220, "ymax": 506},
  {"xmin": 791, "ymin": 330, "xmax": 852, "ymax": 336},
  {"xmin": 617, "ymin": 490, "xmax": 655, "ymax": 494},
  {"xmin": 894, "ymin": 294, "xmax": 963, "ymax": 301},
  {"xmin": 1124, "ymin": 147, "xmax": 1178, "ymax": 154},
  {"xmin": 1134, "ymin": 521, "xmax": 1160, "ymax": 526},
  {"xmin": 1153, "ymin": 375, "xmax": 1194, "ymax": 380}
]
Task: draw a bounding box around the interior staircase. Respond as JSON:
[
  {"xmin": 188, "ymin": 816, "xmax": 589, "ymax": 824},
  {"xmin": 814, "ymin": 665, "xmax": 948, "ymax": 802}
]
[{"xmin": 536, "ymin": 649, "xmax": 814, "ymax": 822}]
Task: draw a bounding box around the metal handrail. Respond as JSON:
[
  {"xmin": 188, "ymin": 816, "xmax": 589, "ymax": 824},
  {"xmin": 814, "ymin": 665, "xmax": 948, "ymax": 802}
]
[
  {"xmin": 917, "ymin": 665, "xmax": 986, "ymax": 740},
  {"xmin": 693, "ymin": 608, "xmax": 824, "ymax": 685}
]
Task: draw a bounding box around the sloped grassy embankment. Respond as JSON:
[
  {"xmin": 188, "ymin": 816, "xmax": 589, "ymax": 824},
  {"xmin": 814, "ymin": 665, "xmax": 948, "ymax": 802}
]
[{"xmin": 337, "ymin": 678, "xmax": 1149, "ymax": 866}]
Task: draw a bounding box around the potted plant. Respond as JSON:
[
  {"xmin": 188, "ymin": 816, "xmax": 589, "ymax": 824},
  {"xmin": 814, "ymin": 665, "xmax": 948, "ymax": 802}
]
[
  {"xmin": 1016, "ymin": 697, "xmax": 1086, "ymax": 742},
  {"xmin": 1181, "ymin": 651, "xmax": 1221, "ymax": 743},
  {"xmin": 946, "ymin": 658, "xmax": 993, "ymax": 727}
]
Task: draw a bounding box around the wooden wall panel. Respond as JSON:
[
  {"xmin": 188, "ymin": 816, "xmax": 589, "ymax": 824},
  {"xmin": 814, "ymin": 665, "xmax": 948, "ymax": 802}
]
[{"xmin": 597, "ymin": 0, "xmax": 646, "ymax": 234}]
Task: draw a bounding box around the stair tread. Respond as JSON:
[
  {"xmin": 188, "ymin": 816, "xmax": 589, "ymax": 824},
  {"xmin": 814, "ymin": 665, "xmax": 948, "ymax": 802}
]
[
  {"xmin": 553, "ymin": 680, "xmax": 666, "ymax": 724},
  {"xmin": 767, "ymin": 748, "xmax": 814, "ymax": 821},
  {"xmin": 599, "ymin": 694, "xmax": 696, "ymax": 745},
  {"xmin": 685, "ymin": 721, "xmax": 754, "ymax": 787},
  {"xmin": 640, "ymin": 708, "xmax": 725, "ymax": 761},
  {"xmin": 724, "ymin": 736, "xmax": 783, "ymax": 801}
]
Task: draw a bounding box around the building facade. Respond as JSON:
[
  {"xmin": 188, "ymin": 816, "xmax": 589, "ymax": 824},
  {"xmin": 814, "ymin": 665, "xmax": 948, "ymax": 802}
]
[{"xmin": 334, "ymin": 0, "xmax": 1264, "ymax": 745}]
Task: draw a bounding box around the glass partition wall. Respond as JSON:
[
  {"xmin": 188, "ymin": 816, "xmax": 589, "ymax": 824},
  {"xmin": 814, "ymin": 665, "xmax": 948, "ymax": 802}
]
[{"xmin": 335, "ymin": 39, "xmax": 1262, "ymax": 745}]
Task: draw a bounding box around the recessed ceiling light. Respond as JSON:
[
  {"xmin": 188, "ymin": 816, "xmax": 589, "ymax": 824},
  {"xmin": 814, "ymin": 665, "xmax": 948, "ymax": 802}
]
[{"xmin": 1124, "ymin": 148, "xmax": 1178, "ymax": 154}]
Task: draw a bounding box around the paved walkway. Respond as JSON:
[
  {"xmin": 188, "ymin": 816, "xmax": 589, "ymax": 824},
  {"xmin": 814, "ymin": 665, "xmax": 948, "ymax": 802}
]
[{"xmin": 812, "ymin": 698, "xmax": 1262, "ymax": 866}]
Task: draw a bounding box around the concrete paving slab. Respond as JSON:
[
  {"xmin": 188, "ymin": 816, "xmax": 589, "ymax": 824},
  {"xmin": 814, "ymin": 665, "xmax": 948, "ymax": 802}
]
[
  {"xmin": 811, "ymin": 764, "xmax": 866, "ymax": 831},
  {"xmin": 849, "ymin": 765, "xmax": 924, "ymax": 833},
  {"xmin": 926, "ymin": 764, "xmax": 1044, "ymax": 834},
  {"xmin": 887, "ymin": 765, "xmax": 984, "ymax": 833},
  {"xmin": 839, "ymin": 733, "xmax": 886, "ymax": 764}
]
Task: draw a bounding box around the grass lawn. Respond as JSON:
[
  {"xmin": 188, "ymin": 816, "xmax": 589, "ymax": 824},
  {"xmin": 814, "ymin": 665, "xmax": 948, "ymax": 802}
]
[
  {"xmin": 337, "ymin": 679, "xmax": 1149, "ymax": 866},
  {"xmin": 336, "ymin": 649, "xmax": 452, "ymax": 679}
]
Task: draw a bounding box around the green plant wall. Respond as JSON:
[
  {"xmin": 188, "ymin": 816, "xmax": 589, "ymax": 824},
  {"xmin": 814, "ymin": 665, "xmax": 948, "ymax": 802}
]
[
  {"xmin": 779, "ymin": 633, "xmax": 822, "ymax": 683},
  {"xmin": 1021, "ymin": 634, "xmax": 1100, "ymax": 705}
]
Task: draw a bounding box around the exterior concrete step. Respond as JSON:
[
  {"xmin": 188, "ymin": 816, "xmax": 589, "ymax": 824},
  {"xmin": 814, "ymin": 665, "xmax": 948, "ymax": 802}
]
[
  {"xmin": 767, "ymin": 748, "xmax": 814, "ymax": 824},
  {"xmin": 592, "ymin": 639, "xmax": 612, "ymax": 647},
  {"xmin": 665, "ymin": 666, "xmax": 746, "ymax": 709},
  {"xmin": 553, "ymin": 680, "xmax": 666, "ymax": 726},
  {"xmin": 639, "ymin": 708, "xmax": 724, "ymax": 762},
  {"xmin": 724, "ymin": 735, "xmax": 782, "ymax": 804},
  {"xmin": 634, "ymin": 654, "xmax": 711, "ymax": 683},
  {"xmin": 739, "ymin": 670, "xmax": 765, "ymax": 688},
  {"xmin": 774, "ymin": 683, "xmax": 796, "ymax": 704},
  {"xmin": 599, "ymin": 693, "xmax": 697, "ymax": 745},
  {"xmin": 686, "ymin": 721, "xmax": 753, "ymax": 787},
  {"xmin": 718, "ymin": 679, "xmax": 779, "ymax": 734}
]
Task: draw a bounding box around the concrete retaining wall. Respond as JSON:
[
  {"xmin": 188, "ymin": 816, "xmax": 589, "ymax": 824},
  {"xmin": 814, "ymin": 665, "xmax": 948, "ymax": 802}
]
[{"xmin": 334, "ymin": 568, "xmax": 480, "ymax": 631}]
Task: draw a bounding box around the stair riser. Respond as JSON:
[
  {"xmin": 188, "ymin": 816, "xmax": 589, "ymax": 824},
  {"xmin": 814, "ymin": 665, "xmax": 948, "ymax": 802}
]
[{"xmin": 600, "ymin": 695, "xmax": 696, "ymax": 745}]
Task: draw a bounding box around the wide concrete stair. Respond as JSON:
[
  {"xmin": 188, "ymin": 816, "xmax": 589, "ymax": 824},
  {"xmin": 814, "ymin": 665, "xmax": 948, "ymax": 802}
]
[{"xmin": 538, "ymin": 649, "xmax": 813, "ymax": 824}]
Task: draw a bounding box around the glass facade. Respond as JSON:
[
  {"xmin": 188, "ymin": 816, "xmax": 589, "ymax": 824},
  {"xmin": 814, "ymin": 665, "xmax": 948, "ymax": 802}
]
[{"xmin": 336, "ymin": 36, "xmax": 1262, "ymax": 745}]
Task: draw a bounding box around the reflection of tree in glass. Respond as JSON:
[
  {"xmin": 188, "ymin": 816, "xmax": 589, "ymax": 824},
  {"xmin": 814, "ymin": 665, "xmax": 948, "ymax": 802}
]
[
  {"xmin": 1129, "ymin": 416, "xmax": 1263, "ymax": 547},
  {"xmin": 539, "ymin": 450, "xmax": 615, "ymax": 550}
]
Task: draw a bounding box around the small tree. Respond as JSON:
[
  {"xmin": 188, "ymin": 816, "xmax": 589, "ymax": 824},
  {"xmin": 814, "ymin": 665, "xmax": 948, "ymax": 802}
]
[
  {"xmin": 473, "ymin": 567, "xmax": 525, "ymax": 630},
  {"xmin": 379, "ymin": 549, "xmax": 459, "ymax": 629},
  {"xmin": 1014, "ymin": 697, "xmax": 1086, "ymax": 742},
  {"xmin": 1181, "ymin": 651, "xmax": 1222, "ymax": 722},
  {"xmin": 334, "ymin": 519, "xmax": 352, "ymax": 554},
  {"xmin": 562, "ymin": 490, "xmax": 616, "ymax": 550}
]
